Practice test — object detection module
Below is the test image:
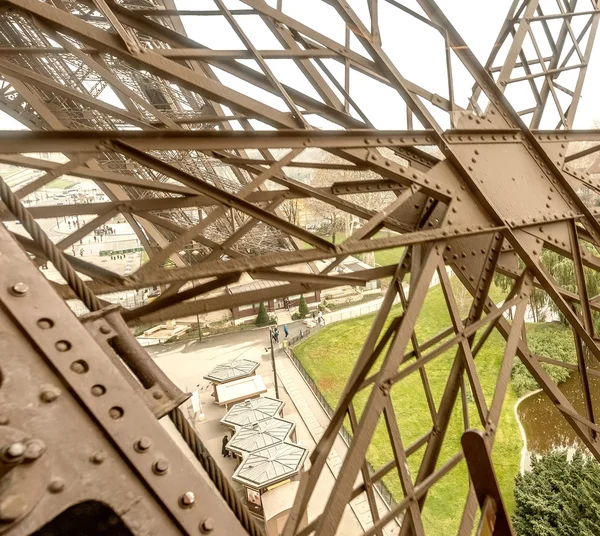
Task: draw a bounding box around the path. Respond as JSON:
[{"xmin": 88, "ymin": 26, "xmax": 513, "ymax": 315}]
[{"xmin": 149, "ymin": 325, "xmax": 398, "ymax": 534}]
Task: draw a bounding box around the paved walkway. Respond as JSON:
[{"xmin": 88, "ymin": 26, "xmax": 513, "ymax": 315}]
[
  {"xmin": 150, "ymin": 329, "xmax": 367, "ymax": 535},
  {"xmin": 276, "ymin": 353, "xmax": 400, "ymax": 535}
]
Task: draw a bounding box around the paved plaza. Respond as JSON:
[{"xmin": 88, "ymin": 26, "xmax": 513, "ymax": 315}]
[{"xmin": 149, "ymin": 326, "xmax": 400, "ymax": 535}]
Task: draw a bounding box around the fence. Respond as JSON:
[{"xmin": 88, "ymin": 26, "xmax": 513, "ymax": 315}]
[{"xmin": 284, "ymin": 342, "xmax": 397, "ymax": 511}]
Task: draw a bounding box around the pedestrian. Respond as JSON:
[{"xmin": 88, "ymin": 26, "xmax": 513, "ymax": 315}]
[
  {"xmin": 79, "ymin": 247, "xmax": 84, "ymax": 257},
  {"xmin": 273, "ymin": 327, "xmax": 279, "ymax": 343},
  {"xmin": 318, "ymin": 310, "xmax": 324, "ymax": 326},
  {"xmin": 94, "ymin": 235, "xmax": 97, "ymax": 242},
  {"xmin": 312, "ymin": 310, "xmax": 316, "ymax": 320},
  {"xmin": 221, "ymin": 435, "xmax": 230, "ymax": 458},
  {"xmin": 284, "ymin": 324, "xmax": 289, "ymax": 339}
]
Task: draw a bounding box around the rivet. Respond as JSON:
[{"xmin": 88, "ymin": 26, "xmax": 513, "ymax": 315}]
[
  {"xmin": 9, "ymin": 282, "xmax": 28, "ymax": 296},
  {"xmin": 109, "ymin": 406, "xmax": 124, "ymax": 419},
  {"xmin": 37, "ymin": 318, "xmax": 54, "ymax": 329},
  {"xmin": 48, "ymin": 478, "xmax": 65, "ymax": 493},
  {"xmin": 55, "ymin": 340, "xmax": 71, "ymax": 352},
  {"xmin": 90, "ymin": 451, "xmax": 106, "ymax": 464},
  {"xmin": 153, "ymin": 458, "xmax": 169, "ymax": 475},
  {"xmin": 24, "ymin": 439, "xmax": 46, "ymax": 461},
  {"xmin": 70, "ymin": 360, "xmax": 88, "ymax": 374},
  {"xmin": 40, "ymin": 386, "xmax": 61, "ymax": 403},
  {"xmin": 99, "ymin": 325, "xmax": 111, "ymax": 335},
  {"xmin": 91, "ymin": 385, "xmax": 106, "ymax": 397}
]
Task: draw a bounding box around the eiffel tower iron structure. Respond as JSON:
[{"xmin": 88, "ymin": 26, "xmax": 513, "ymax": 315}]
[{"xmin": 1, "ymin": 1, "xmax": 600, "ymax": 535}]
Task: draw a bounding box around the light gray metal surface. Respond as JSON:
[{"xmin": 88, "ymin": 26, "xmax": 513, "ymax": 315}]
[
  {"xmin": 232, "ymin": 442, "xmax": 308, "ymax": 490},
  {"xmin": 204, "ymin": 359, "xmax": 260, "ymax": 384},
  {"xmin": 221, "ymin": 397, "xmax": 285, "ymax": 428},
  {"xmin": 227, "ymin": 418, "xmax": 295, "ymax": 456}
]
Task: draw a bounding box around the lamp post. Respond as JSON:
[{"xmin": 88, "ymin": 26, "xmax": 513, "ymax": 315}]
[
  {"xmin": 180, "ymin": 248, "xmax": 203, "ymax": 342},
  {"xmin": 269, "ymin": 328, "xmax": 280, "ymax": 399}
]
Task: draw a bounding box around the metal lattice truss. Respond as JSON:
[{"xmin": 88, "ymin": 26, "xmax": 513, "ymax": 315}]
[{"xmin": 2, "ymin": 0, "xmax": 600, "ymax": 535}]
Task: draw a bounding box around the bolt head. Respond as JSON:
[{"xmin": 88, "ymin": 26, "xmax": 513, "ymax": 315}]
[
  {"xmin": 9, "ymin": 282, "xmax": 28, "ymax": 296},
  {"xmin": 200, "ymin": 517, "xmax": 215, "ymax": 534},
  {"xmin": 99, "ymin": 325, "xmax": 111, "ymax": 335},
  {"xmin": 179, "ymin": 491, "xmax": 195, "ymax": 507},
  {"xmin": 0, "ymin": 495, "xmax": 26, "ymax": 522},
  {"xmin": 153, "ymin": 458, "xmax": 169, "ymax": 475},
  {"xmin": 5, "ymin": 442, "xmax": 26, "ymax": 459},
  {"xmin": 135, "ymin": 437, "xmax": 152, "ymax": 452}
]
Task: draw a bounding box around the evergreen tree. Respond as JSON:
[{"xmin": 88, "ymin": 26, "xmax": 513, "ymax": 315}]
[
  {"xmin": 513, "ymin": 449, "xmax": 600, "ymax": 536},
  {"xmin": 255, "ymin": 302, "xmax": 270, "ymax": 327},
  {"xmin": 298, "ymin": 295, "xmax": 309, "ymax": 318}
]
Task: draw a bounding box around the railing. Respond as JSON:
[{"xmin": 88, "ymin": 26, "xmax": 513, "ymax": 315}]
[{"xmin": 284, "ymin": 341, "xmax": 397, "ymax": 511}]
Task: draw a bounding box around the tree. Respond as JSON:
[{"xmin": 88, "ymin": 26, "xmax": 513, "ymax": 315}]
[
  {"xmin": 513, "ymin": 449, "xmax": 600, "ymax": 536},
  {"xmin": 255, "ymin": 302, "xmax": 270, "ymax": 327},
  {"xmin": 281, "ymin": 198, "xmax": 300, "ymax": 225},
  {"xmin": 308, "ymin": 153, "xmax": 394, "ymax": 245},
  {"xmin": 298, "ymin": 295, "xmax": 309, "ymax": 318}
]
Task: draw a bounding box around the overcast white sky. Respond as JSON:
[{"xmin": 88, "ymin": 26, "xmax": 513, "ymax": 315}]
[{"xmin": 1, "ymin": 0, "xmax": 598, "ymax": 131}]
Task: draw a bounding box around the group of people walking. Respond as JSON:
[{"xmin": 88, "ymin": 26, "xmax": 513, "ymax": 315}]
[
  {"xmin": 312, "ymin": 310, "xmax": 325, "ymax": 326},
  {"xmin": 93, "ymin": 225, "xmax": 115, "ymax": 241},
  {"xmin": 270, "ymin": 324, "xmax": 289, "ymax": 343}
]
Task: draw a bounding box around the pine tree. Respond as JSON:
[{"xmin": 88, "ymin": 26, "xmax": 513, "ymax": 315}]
[
  {"xmin": 255, "ymin": 302, "xmax": 270, "ymax": 327},
  {"xmin": 513, "ymin": 449, "xmax": 600, "ymax": 536},
  {"xmin": 298, "ymin": 295, "xmax": 309, "ymax": 318}
]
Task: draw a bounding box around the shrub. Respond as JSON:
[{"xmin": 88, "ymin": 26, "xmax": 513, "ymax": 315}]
[
  {"xmin": 255, "ymin": 302, "xmax": 270, "ymax": 327},
  {"xmin": 513, "ymin": 449, "xmax": 600, "ymax": 535},
  {"xmin": 511, "ymin": 322, "xmax": 576, "ymax": 397},
  {"xmin": 298, "ymin": 295, "xmax": 309, "ymax": 318}
]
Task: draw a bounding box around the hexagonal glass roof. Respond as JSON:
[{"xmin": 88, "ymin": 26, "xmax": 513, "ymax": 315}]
[
  {"xmin": 227, "ymin": 417, "xmax": 295, "ymax": 455},
  {"xmin": 232, "ymin": 442, "xmax": 308, "ymax": 489},
  {"xmin": 220, "ymin": 396, "xmax": 284, "ymax": 428},
  {"xmin": 204, "ymin": 359, "xmax": 259, "ymax": 383}
]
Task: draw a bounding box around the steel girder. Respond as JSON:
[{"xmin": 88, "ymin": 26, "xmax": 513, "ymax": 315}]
[{"xmin": 2, "ymin": 1, "xmax": 600, "ymax": 536}]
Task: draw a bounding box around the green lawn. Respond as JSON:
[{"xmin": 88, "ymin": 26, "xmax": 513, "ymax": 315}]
[
  {"xmin": 374, "ymin": 247, "xmax": 404, "ymax": 266},
  {"xmin": 294, "ymin": 277, "xmax": 523, "ymax": 534},
  {"xmin": 47, "ymin": 178, "xmax": 75, "ymax": 189}
]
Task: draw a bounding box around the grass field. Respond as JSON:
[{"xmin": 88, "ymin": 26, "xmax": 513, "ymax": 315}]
[
  {"xmin": 294, "ymin": 278, "xmax": 523, "ymax": 534},
  {"xmin": 47, "ymin": 178, "xmax": 75, "ymax": 190},
  {"xmin": 299, "ymin": 230, "xmax": 404, "ymax": 267}
]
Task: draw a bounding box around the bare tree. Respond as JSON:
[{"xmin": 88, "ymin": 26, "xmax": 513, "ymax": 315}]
[
  {"xmin": 308, "ymin": 153, "xmax": 395, "ymax": 246},
  {"xmin": 280, "ymin": 198, "xmax": 300, "ymax": 225}
]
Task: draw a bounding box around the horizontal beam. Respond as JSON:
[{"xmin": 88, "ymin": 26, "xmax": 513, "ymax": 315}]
[
  {"xmin": 0, "ymin": 47, "xmax": 341, "ymax": 59},
  {"xmin": 3, "ymin": 129, "xmax": 600, "ymax": 154},
  {"xmin": 0, "ymin": 129, "xmax": 437, "ymax": 152},
  {"xmin": 0, "ymin": 154, "xmax": 196, "ymax": 196},
  {"xmin": 122, "ymin": 265, "xmax": 396, "ymax": 324},
  {"xmin": 56, "ymin": 225, "xmax": 505, "ymax": 295}
]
